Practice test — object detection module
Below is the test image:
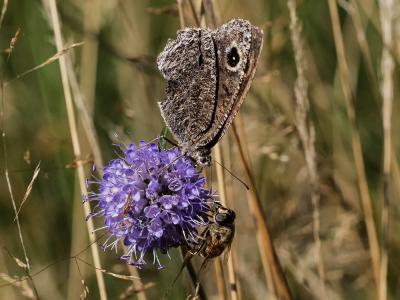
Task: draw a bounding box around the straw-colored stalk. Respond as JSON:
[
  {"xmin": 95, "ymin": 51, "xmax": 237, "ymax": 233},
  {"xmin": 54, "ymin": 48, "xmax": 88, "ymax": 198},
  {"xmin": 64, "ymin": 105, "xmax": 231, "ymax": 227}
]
[
  {"xmin": 233, "ymin": 117, "xmax": 291, "ymax": 300},
  {"xmin": 378, "ymin": 0, "xmax": 394, "ymax": 299},
  {"xmin": 75, "ymin": 2, "xmax": 147, "ymax": 298},
  {"xmin": 0, "ymin": 0, "xmax": 8, "ymax": 31},
  {"xmin": 214, "ymin": 143, "xmax": 239, "ymax": 300},
  {"xmin": 1, "ymin": 10, "xmax": 39, "ymax": 300},
  {"xmin": 327, "ymin": 0, "xmax": 380, "ymax": 290},
  {"xmin": 45, "ymin": 0, "xmax": 108, "ymax": 299},
  {"xmin": 201, "ymin": 2, "xmax": 291, "ymax": 297},
  {"xmin": 346, "ymin": 0, "xmax": 380, "ymax": 102},
  {"xmin": 200, "ymin": 3, "xmax": 242, "ymax": 299},
  {"xmin": 173, "ymin": 4, "xmax": 217, "ymax": 298},
  {"xmin": 287, "ymin": 1, "xmax": 326, "ymax": 298}
]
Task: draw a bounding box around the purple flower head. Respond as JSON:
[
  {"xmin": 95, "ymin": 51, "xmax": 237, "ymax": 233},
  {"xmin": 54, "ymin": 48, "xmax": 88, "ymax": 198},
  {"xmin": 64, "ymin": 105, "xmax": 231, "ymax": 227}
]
[{"xmin": 84, "ymin": 139, "xmax": 214, "ymax": 268}]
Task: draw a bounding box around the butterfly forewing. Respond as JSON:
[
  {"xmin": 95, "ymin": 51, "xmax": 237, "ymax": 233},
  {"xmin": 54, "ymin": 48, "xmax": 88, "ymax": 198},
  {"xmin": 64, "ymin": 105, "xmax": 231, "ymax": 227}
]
[
  {"xmin": 157, "ymin": 19, "xmax": 263, "ymax": 166},
  {"xmin": 157, "ymin": 28, "xmax": 217, "ymax": 148}
]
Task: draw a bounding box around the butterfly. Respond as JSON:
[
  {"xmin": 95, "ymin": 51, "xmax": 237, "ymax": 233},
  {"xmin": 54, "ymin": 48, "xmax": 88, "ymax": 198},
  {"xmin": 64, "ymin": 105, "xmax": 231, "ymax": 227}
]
[{"xmin": 157, "ymin": 19, "xmax": 263, "ymax": 166}]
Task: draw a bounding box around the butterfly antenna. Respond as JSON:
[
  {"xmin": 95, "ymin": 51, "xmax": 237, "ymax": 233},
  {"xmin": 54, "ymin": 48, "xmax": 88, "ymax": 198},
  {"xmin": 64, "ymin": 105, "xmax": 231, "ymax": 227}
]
[
  {"xmin": 213, "ymin": 159, "xmax": 250, "ymax": 190},
  {"xmin": 156, "ymin": 154, "xmax": 185, "ymax": 177}
]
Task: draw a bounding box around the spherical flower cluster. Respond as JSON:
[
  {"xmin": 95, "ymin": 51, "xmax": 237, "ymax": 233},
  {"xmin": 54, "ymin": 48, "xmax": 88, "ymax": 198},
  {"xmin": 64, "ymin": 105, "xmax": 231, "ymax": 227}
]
[{"xmin": 84, "ymin": 139, "xmax": 214, "ymax": 268}]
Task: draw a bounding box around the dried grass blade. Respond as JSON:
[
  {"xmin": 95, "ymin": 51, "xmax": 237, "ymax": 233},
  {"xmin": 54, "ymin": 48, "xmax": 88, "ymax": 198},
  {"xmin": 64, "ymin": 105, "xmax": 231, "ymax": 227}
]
[
  {"xmin": 327, "ymin": 0, "xmax": 380, "ymax": 289},
  {"xmin": 0, "ymin": 273, "xmax": 36, "ymax": 299},
  {"xmin": 0, "ymin": 0, "xmax": 8, "ymax": 32},
  {"xmin": 43, "ymin": 0, "xmax": 108, "ymax": 299},
  {"xmin": 214, "ymin": 143, "xmax": 238, "ymax": 300},
  {"xmin": 118, "ymin": 282, "xmax": 155, "ymax": 300},
  {"xmin": 233, "ymin": 119, "xmax": 291, "ymax": 300},
  {"xmin": 378, "ymin": 0, "xmax": 395, "ymax": 299},
  {"xmin": 4, "ymin": 42, "xmax": 84, "ymax": 85},
  {"xmin": 14, "ymin": 163, "xmax": 41, "ymax": 221},
  {"xmin": 287, "ymin": 0, "xmax": 326, "ymax": 298}
]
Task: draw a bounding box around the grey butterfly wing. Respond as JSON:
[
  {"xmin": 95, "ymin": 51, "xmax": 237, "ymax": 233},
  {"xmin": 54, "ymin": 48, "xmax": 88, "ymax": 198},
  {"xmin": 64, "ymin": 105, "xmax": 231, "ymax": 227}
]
[
  {"xmin": 196, "ymin": 19, "xmax": 264, "ymax": 149},
  {"xmin": 157, "ymin": 28, "xmax": 217, "ymax": 148}
]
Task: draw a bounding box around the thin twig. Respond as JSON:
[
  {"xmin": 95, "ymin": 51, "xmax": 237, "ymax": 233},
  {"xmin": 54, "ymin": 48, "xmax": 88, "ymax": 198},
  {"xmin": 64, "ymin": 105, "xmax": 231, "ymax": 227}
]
[
  {"xmin": 176, "ymin": 0, "xmax": 185, "ymax": 29},
  {"xmin": 1, "ymin": 33, "xmax": 40, "ymax": 300},
  {"xmin": 14, "ymin": 162, "xmax": 41, "ymax": 220},
  {"xmin": 287, "ymin": 1, "xmax": 327, "ymax": 298},
  {"xmin": 378, "ymin": 0, "xmax": 394, "ymax": 299},
  {"xmin": 213, "ymin": 259, "xmax": 227, "ymax": 300},
  {"xmin": 187, "ymin": 0, "xmax": 200, "ymax": 27},
  {"xmin": 327, "ymin": 0, "xmax": 380, "ymax": 290},
  {"xmin": 214, "ymin": 143, "xmax": 239, "ymax": 300},
  {"xmin": 4, "ymin": 43, "xmax": 84, "ymax": 86},
  {"xmin": 173, "ymin": 4, "xmax": 209, "ymax": 298},
  {"xmin": 64, "ymin": 2, "xmax": 106, "ymax": 297},
  {"xmin": 44, "ymin": 1, "xmax": 108, "ymax": 299},
  {"xmin": 203, "ymin": 1, "xmax": 290, "ymax": 296},
  {"xmin": 80, "ymin": 4, "xmax": 148, "ymax": 296},
  {"xmin": 201, "ymin": 0, "xmax": 217, "ymax": 29},
  {"xmin": 0, "ymin": 233, "xmax": 108, "ymax": 290},
  {"xmin": 233, "ymin": 119, "xmax": 292, "ymax": 300},
  {"xmin": 196, "ymin": 3, "xmax": 232, "ymax": 299},
  {"xmin": 0, "ymin": 0, "xmax": 8, "ymax": 32},
  {"xmin": 6, "ymin": 28, "xmax": 21, "ymax": 60},
  {"xmin": 347, "ymin": 0, "xmax": 376, "ymax": 84}
]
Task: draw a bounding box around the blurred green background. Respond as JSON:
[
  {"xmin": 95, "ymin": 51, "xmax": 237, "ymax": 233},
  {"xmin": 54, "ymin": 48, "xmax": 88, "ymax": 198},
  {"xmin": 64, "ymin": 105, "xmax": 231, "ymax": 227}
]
[{"xmin": 0, "ymin": 0, "xmax": 399, "ymax": 299}]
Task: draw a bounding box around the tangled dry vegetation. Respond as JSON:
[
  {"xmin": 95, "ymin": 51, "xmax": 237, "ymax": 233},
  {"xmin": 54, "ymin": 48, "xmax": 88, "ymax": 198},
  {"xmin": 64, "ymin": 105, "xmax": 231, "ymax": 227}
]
[{"xmin": 0, "ymin": 0, "xmax": 399, "ymax": 299}]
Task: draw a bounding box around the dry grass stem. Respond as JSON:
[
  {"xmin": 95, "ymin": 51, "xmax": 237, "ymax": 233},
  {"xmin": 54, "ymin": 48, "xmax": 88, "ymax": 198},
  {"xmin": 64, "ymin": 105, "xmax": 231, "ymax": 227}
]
[
  {"xmin": 213, "ymin": 258, "xmax": 227, "ymax": 300},
  {"xmin": 214, "ymin": 143, "xmax": 239, "ymax": 300},
  {"xmin": 201, "ymin": 0, "xmax": 218, "ymax": 29},
  {"xmin": 327, "ymin": 0, "xmax": 380, "ymax": 289},
  {"xmin": 4, "ymin": 42, "xmax": 84, "ymax": 86},
  {"xmin": 0, "ymin": 273, "xmax": 35, "ymax": 299},
  {"xmin": 44, "ymin": 0, "xmax": 108, "ymax": 299},
  {"xmin": 146, "ymin": 4, "xmax": 178, "ymax": 17},
  {"xmin": 174, "ymin": 5, "xmax": 210, "ymax": 298},
  {"xmin": 287, "ymin": 1, "xmax": 327, "ymax": 298},
  {"xmin": 68, "ymin": 6, "xmax": 146, "ymax": 296},
  {"xmin": 188, "ymin": 0, "xmax": 201, "ymax": 27},
  {"xmin": 66, "ymin": 60, "xmax": 104, "ymax": 168},
  {"xmin": 14, "ymin": 162, "xmax": 40, "ymax": 220},
  {"xmin": 340, "ymin": 0, "xmax": 381, "ymax": 103},
  {"xmin": 3, "ymin": 0, "xmax": 399, "ymax": 298},
  {"xmin": 378, "ymin": 0, "xmax": 395, "ymax": 299},
  {"xmin": 201, "ymin": 4, "xmax": 237, "ymax": 299},
  {"xmin": 279, "ymin": 248, "xmax": 342, "ymax": 300},
  {"xmin": 5, "ymin": 28, "xmax": 21, "ymax": 59},
  {"xmin": 233, "ymin": 119, "xmax": 291, "ymax": 300},
  {"xmin": 0, "ymin": 0, "xmax": 8, "ymax": 32},
  {"xmin": 1, "ymin": 27, "xmax": 40, "ymax": 300},
  {"xmin": 176, "ymin": 0, "xmax": 186, "ymax": 29},
  {"xmin": 118, "ymin": 282, "xmax": 156, "ymax": 300},
  {"xmin": 347, "ymin": 0, "xmax": 376, "ymax": 83}
]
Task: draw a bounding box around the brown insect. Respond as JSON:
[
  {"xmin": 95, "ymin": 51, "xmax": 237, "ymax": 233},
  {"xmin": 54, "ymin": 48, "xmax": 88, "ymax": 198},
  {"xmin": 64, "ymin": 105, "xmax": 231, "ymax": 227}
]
[
  {"xmin": 191, "ymin": 203, "xmax": 236, "ymax": 259},
  {"xmin": 165, "ymin": 203, "xmax": 236, "ymax": 299},
  {"xmin": 118, "ymin": 193, "xmax": 133, "ymax": 228},
  {"xmin": 122, "ymin": 193, "xmax": 133, "ymax": 216}
]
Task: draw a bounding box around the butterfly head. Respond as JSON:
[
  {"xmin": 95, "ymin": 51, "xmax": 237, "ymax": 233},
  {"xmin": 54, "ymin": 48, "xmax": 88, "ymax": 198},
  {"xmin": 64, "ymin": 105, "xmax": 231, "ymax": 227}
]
[{"xmin": 190, "ymin": 148, "xmax": 211, "ymax": 167}]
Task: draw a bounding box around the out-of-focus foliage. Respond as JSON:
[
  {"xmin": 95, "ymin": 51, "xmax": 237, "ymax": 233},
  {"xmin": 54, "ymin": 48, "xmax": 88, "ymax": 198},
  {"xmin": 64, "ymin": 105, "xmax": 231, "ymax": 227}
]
[{"xmin": 0, "ymin": 0, "xmax": 399, "ymax": 299}]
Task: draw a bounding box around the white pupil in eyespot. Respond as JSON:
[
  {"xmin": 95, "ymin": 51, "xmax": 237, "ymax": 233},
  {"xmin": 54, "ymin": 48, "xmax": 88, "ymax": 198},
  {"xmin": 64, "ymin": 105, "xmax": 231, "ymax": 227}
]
[{"xmin": 227, "ymin": 47, "xmax": 240, "ymax": 67}]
